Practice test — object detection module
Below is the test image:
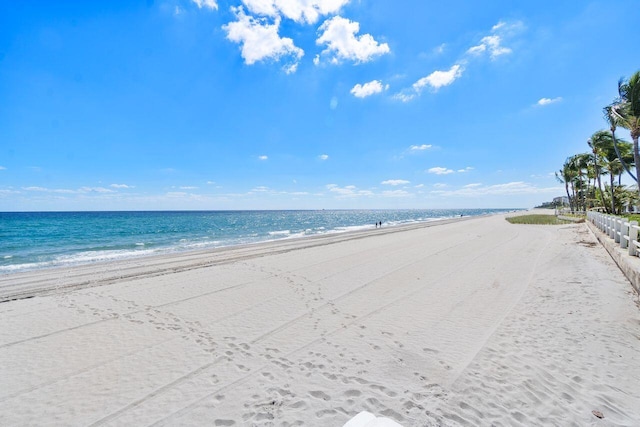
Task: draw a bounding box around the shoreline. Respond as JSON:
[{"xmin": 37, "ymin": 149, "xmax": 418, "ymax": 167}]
[
  {"xmin": 2, "ymin": 213, "xmax": 638, "ymax": 425},
  {"xmin": 1, "ymin": 209, "xmax": 519, "ymax": 277},
  {"xmin": 0, "ymin": 213, "xmax": 485, "ymax": 303}
]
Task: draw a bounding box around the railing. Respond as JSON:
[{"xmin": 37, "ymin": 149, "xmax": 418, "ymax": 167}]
[{"xmin": 587, "ymin": 211, "xmax": 640, "ymax": 256}]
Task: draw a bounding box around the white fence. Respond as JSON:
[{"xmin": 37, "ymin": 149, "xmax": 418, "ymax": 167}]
[{"xmin": 587, "ymin": 211, "xmax": 640, "ymax": 256}]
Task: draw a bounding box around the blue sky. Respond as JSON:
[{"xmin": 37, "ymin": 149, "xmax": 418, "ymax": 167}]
[{"xmin": 1, "ymin": 0, "xmax": 638, "ymax": 211}]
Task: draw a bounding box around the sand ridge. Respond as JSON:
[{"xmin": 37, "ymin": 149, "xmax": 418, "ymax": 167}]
[{"xmin": 1, "ymin": 214, "xmax": 639, "ymax": 426}]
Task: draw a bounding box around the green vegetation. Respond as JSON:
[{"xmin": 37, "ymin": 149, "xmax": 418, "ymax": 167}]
[
  {"xmin": 506, "ymin": 215, "xmax": 573, "ymax": 225},
  {"xmin": 614, "ymin": 214, "xmax": 640, "ymax": 223},
  {"xmin": 535, "ymin": 201, "xmax": 564, "ymax": 209},
  {"xmin": 557, "ymin": 70, "xmax": 640, "ymax": 214}
]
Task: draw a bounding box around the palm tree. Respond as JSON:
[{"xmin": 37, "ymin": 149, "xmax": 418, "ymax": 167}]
[
  {"xmin": 589, "ymin": 130, "xmax": 633, "ymax": 213},
  {"xmin": 556, "ymin": 158, "xmax": 576, "ymax": 212},
  {"xmin": 570, "ymin": 153, "xmax": 591, "ymax": 211},
  {"xmin": 604, "ymin": 105, "xmax": 636, "ymax": 182},
  {"xmin": 610, "ymin": 71, "xmax": 640, "ymax": 198},
  {"xmin": 588, "ymin": 134, "xmax": 607, "ymax": 209}
]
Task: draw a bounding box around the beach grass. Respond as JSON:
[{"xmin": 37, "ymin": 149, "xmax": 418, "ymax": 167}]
[{"xmin": 506, "ymin": 215, "xmax": 572, "ymax": 225}]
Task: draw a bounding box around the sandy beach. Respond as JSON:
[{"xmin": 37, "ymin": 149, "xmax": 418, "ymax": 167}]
[{"xmin": 1, "ymin": 213, "xmax": 639, "ymax": 426}]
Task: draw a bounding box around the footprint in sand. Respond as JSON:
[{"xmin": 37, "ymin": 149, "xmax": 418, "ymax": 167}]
[{"xmin": 309, "ymin": 390, "xmax": 331, "ymax": 401}]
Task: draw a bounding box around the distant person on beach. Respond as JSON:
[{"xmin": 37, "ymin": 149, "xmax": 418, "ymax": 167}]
[{"xmin": 379, "ymin": 221, "xmax": 382, "ymax": 228}]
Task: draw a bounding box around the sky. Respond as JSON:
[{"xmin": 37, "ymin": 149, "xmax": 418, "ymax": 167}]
[{"xmin": 1, "ymin": 0, "xmax": 639, "ymax": 211}]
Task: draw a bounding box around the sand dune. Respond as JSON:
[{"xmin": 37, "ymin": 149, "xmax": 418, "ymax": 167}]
[{"xmin": 1, "ymin": 214, "xmax": 639, "ymax": 426}]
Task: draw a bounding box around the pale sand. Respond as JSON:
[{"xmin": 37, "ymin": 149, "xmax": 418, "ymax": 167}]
[{"xmin": 1, "ymin": 214, "xmax": 639, "ymax": 426}]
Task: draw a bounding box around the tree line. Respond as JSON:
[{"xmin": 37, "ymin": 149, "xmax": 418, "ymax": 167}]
[{"xmin": 557, "ymin": 70, "xmax": 640, "ymax": 214}]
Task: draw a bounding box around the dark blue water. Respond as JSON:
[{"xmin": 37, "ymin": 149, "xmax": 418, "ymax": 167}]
[{"xmin": 0, "ymin": 209, "xmax": 514, "ymax": 273}]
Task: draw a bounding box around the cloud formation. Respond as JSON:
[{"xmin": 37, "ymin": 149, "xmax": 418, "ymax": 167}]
[
  {"xmin": 427, "ymin": 167, "xmax": 455, "ymax": 175},
  {"xmin": 431, "ymin": 181, "xmax": 560, "ymax": 197},
  {"xmin": 395, "ymin": 21, "xmax": 523, "ymax": 102},
  {"xmin": 23, "ymin": 186, "xmax": 115, "ymax": 194},
  {"xmin": 350, "ymin": 80, "xmax": 385, "ymax": 98},
  {"xmin": 326, "ymin": 184, "xmax": 373, "ymax": 198},
  {"xmin": 414, "ymin": 65, "xmax": 464, "ymax": 92},
  {"xmin": 223, "ymin": 7, "xmax": 304, "ymax": 71},
  {"xmin": 192, "ymin": 0, "xmax": 218, "ymax": 10},
  {"xmin": 381, "ymin": 179, "xmax": 410, "ymax": 186},
  {"xmin": 409, "ymin": 144, "xmax": 432, "ymax": 151},
  {"xmin": 241, "ymin": 0, "xmax": 348, "ymax": 24},
  {"xmin": 319, "ymin": 154, "xmax": 329, "ymax": 160},
  {"xmin": 316, "ymin": 16, "xmax": 390, "ymax": 64},
  {"xmin": 466, "ymin": 21, "xmax": 522, "ymax": 60},
  {"xmin": 537, "ymin": 97, "xmax": 563, "ymax": 106},
  {"xmin": 258, "ymin": 155, "xmax": 268, "ymax": 160},
  {"xmin": 110, "ymin": 184, "xmax": 133, "ymax": 189}
]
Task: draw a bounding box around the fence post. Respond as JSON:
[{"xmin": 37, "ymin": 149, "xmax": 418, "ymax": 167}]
[
  {"xmin": 621, "ymin": 219, "xmax": 629, "ymax": 249},
  {"xmin": 629, "ymin": 221, "xmax": 638, "ymax": 256},
  {"xmin": 610, "ymin": 216, "xmax": 616, "ymax": 239},
  {"xmin": 615, "ymin": 218, "xmax": 621, "ymax": 243}
]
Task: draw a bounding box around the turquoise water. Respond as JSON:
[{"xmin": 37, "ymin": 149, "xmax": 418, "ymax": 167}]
[{"xmin": 0, "ymin": 209, "xmax": 514, "ymax": 273}]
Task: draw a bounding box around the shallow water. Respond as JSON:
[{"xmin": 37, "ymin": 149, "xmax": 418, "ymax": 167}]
[{"xmin": 0, "ymin": 209, "xmax": 515, "ymax": 273}]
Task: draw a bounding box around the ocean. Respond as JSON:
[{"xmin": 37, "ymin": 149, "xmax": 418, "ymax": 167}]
[{"xmin": 0, "ymin": 209, "xmax": 514, "ymax": 274}]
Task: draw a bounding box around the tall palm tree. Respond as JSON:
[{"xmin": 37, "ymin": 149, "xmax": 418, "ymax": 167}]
[
  {"xmin": 604, "ymin": 105, "xmax": 636, "ymax": 182},
  {"xmin": 570, "ymin": 153, "xmax": 591, "ymax": 211},
  {"xmin": 556, "ymin": 158, "xmax": 576, "ymax": 212},
  {"xmin": 611, "ymin": 71, "xmax": 640, "ymax": 198},
  {"xmin": 588, "ymin": 134, "xmax": 607, "ymax": 209},
  {"xmin": 589, "ymin": 130, "xmax": 633, "ymax": 213}
]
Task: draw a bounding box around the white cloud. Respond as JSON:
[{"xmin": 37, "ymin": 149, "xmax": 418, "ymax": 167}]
[
  {"xmin": 467, "ymin": 35, "xmax": 511, "ymax": 59},
  {"xmin": 316, "ymin": 16, "xmax": 390, "ymax": 64},
  {"xmin": 24, "ymin": 186, "xmax": 75, "ymax": 194},
  {"xmin": 413, "ymin": 64, "xmax": 464, "ymax": 92},
  {"xmin": 397, "ymin": 20, "xmax": 523, "ymax": 102},
  {"xmin": 537, "ymin": 97, "xmax": 563, "ymax": 106},
  {"xmin": 409, "ymin": 144, "xmax": 432, "ymax": 151},
  {"xmin": 110, "ymin": 184, "xmax": 133, "ymax": 189},
  {"xmin": 174, "ymin": 6, "xmax": 183, "ymax": 15},
  {"xmin": 179, "ymin": 186, "xmax": 199, "ymax": 190},
  {"xmin": 381, "ymin": 179, "xmax": 410, "ymax": 186},
  {"xmin": 463, "ymin": 183, "xmax": 482, "ymax": 188},
  {"xmin": 241, "ymin": 0, "xmax": 348, "ymax": 24},
  {"xmin": 326, "ymin": 184, "xmax": 373, "ymax": 198},
  {"xmin": 258, "ymin": 155, "xmax": 268, "ymax": 160},
  {"xmin": 319, "ymin": 154, "xmax": 329, "ymax": 160},
  {"xmin": 415, "ymin": 184, "xmax": 424, "ymax": 188},
  {"xmin": 433, "ymin": 183, "xmax": 448, "ymax": 188},
  {"xmin": 0, "ymin": 166, "xmax": 5, "ymax": 170},
  {"xmin": 350, "ymin": 80, "xmax": 385, "ymax": 98},
  {"xmin": 22, "ymin": 186, "xmax": 117, "ymax": 194},
  {"xmin": 223, "ymin": 7, "xmax": 304, "ymax": 70},
  {"xmin": 393, "ymin": 92, "xmax": 415, "ymax": 103},
  {"xmin": 466, "ymin": 21, "xmax": 523, "ymax": 61},
  {"xmin": 458, "ymin": 167, "xmax": 474, "ymax": 173},
  {"xmin": 192, "ymin": 0, "xmax": 218, "ymax": 10},
  {"xmin": 330, "ymin": 96, "xmax": 338, "ymax": 109},
  {"xmin": 79, "ymin": 187, "xmax": 115, "ymax": 193},
  {"xmin": 207, "ymin": 181, "xmax": 216, "ymax": 185},
  {"xmin": 428, "ymin": 167, "xmax": 455, "ymax": 175},
  {"xmin": 432, "ymin": 181, "xmax": 560, "ymax": 197}
]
